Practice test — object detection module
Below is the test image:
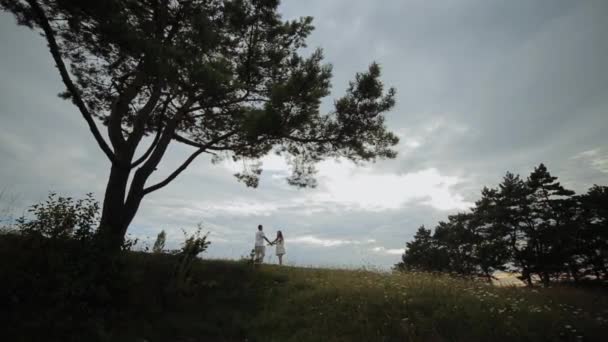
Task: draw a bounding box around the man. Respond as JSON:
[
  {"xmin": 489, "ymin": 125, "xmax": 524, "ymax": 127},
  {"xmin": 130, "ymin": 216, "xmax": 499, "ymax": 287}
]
[{"xmin": 254, "ymin": 224, "xmax": 273, "ymax": 263}]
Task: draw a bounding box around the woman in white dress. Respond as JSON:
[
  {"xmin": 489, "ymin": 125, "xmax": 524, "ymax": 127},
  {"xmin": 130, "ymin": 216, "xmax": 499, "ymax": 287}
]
[{"xmin": 272, "ymin": 230, "xmax": 286, "ymax": 265}]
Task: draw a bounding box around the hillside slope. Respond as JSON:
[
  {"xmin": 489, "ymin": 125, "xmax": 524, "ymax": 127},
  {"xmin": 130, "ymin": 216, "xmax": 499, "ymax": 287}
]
[{"xmin": 1, "ymin": 235, "xmax": 607, "ymax": 341}]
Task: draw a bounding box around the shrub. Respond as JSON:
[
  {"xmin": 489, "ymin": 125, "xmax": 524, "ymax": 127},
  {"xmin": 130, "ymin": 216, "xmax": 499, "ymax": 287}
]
[
  {"xmin": 152, "ymin": 230, "xmax": 167, "ymax": 253},
  {"xmin": 15, "ymin": 192, "xmax": 99, "ymax": 241},
  {"xmin": 173, "ymin": 224, "xmax": 211, "ymax": 293}
]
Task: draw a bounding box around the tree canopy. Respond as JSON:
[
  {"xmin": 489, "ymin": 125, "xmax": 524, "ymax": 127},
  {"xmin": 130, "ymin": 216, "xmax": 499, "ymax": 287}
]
[{"xmin": 1, "ymin": 0, "xmax": 399, "ymax": 249}]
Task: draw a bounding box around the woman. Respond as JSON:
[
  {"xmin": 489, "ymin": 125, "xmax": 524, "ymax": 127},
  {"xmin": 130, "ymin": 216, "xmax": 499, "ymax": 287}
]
[{"xmin": 272, "ymin": 230, "xmax": 286, "ymax": 265}]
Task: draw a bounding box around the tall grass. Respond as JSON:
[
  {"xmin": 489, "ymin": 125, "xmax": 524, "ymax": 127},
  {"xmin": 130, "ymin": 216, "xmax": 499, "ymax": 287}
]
[
  {"xmin": 1, "ymin": 233, "xmax": 606, "ymax": 341},
  {"xmin": 250, "ymin": 266, "xmax": 607, "ymax": 341}
]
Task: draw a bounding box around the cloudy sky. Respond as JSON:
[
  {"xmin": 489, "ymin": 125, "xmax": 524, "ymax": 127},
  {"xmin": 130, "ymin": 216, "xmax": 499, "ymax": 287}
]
[{"xmin": 1, "ymin": 0, "xmax": 607, "ymax": 269}]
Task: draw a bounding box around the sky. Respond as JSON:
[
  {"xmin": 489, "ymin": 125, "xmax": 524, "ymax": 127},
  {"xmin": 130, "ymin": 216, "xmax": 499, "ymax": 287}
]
[{"xmin": 0, "ymin": 0, "xmax": 607, "ymax": 269}]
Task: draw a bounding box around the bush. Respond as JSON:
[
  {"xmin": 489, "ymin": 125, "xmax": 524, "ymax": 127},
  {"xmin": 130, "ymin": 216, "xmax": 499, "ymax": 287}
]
[
  {"xmin": 0, "ymin": 193, "xmax": 129, "ymax": 341},
  {"xmin": 1, "ymin": 195, "xmax": 218, "ymax": 341},
  {"xmin": 173, "ymin": 224, "xmax": 211, "ymax": 293},
  {"xmin": 15, "ymin": 192, "xmax": 99, "ymax": 241}
]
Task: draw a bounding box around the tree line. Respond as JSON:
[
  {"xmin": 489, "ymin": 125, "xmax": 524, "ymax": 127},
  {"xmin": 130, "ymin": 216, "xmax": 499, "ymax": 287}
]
[{"xmin": 395, "ymin": 164, "xmax": 608, "ymax": 286}]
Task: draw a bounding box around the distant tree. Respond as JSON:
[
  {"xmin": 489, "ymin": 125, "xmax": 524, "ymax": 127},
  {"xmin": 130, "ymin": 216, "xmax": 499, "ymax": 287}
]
[
  {"xmin": 395, "ymin": 164, "xmax": 605, "ymax": 287},
  {"xmin": 396, "ymin": 226, "xmax": 445, "ymax": 272},
  {"xmin": 1, "ymin": 0, "xmax": 399, "ymax": 251},
  {"xmin": 471, "ymin": 187, "xmax": 511, "ymax": 280},
  {"xmin": 494, "ymin": 172, "xmax": 536, "ymax": 285},
  {"xmin": 433, "ymin": 213, "xmax": 478, "ymax": 276},
  {"xmin": 152, "ymin": 229, "xmax": 166, "ymax": 253},
  {"xmin": 525, "ymin": 164, "xmax": 575, "ymax": 286},
  {"xmin": 577, "ymin": 185, "xmax": 608, "ymax": 279}
]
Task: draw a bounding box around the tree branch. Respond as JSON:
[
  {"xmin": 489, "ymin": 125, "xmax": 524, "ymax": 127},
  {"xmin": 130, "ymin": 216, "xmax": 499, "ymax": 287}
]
[
  {"xmin": 173, "ymin": 133, "xmax": 205, "ymax": 148},
  {"xmin": 121, "ymin": 99, "xmax": 196, "ymax": 222},
  {"xmin": 144, "ymin": 129, "xmax": 239, "ymax": 195},
  {"xmin": 173, "ymin": 130, "xmax": 239, "ymax": 149},
  {"xmin": 27, "ymin": 0, "xmax": 115, "ymax": 162},
  {"xmin": 126, "ymin": 83, "xmax": 163, "ymax": 148},
  {"xmin": 131, "ymin": 124, "xmax": 163, "ymax": 168},
  {"xmin": 280, "ymin": 133, "xmax": 334, "ymax": 144},
  {"xmin": 130, "ymin": 94, "xmax": 171, "ymax": 168},
  {"xmin": 185, "ymin": 94, "xmax": 269, "ymax": 113},
  {"xmin": 109, "ymin": 67, "xmax": 146, "ymax": 149},
  {"xmin": 142, "ymin": 147, "xmax": 205, "ymax": 195}
]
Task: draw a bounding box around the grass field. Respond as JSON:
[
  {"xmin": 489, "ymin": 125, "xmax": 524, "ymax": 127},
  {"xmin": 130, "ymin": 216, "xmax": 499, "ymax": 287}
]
[{"xmin": 1, "ymin": 234, "xmax": 607, "ymax": 341}]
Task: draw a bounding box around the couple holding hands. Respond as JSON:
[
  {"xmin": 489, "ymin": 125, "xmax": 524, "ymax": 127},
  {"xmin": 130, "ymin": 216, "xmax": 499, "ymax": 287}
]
[{"xmin": 254, "ymin": 224, "xmax": 286, "ymax": 265}]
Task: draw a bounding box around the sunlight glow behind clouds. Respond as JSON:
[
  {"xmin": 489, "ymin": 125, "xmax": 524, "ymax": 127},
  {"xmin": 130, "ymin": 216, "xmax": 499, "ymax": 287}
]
[
  {"xmin": 371, "ymin": 246, "xmax": 406, "ymax": 255},
  {"xmin": 289, "ymin": 235, "xmax": 375, "ymax": 247},
  {"xmin": 313, "ymin": 160, "xmax": 473, "ymax": 211},
  {"xmin": 222, "ymin": 155, "xmax": 473, "ymax": 213}
]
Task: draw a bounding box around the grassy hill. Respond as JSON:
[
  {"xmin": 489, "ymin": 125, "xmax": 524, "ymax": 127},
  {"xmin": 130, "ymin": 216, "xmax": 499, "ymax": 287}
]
[{"xmin": 1, "ymin": 234, "xmax": 607, "ymax": 342}]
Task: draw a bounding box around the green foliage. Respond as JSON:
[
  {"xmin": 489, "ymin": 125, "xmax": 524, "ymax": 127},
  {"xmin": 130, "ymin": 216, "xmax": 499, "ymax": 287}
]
[
  {"xmin": 577, "ymin": 185, "xmax": 608, "ymax": 280},
  {"xmin": 396, "ymin": 226, "xmax": 446, "ymax": 272},
  {"xmin": 249, "ymin": 267, "xmax": 608, "ymax": 342},
  {"xmin": 0, "ymin": 195, "xmax": 214, "ymax": 341},
  {"xmin": 152, "ymin": 230, "xmax": 166, "ymax": 253},
  {"xmin": 397, "ymin": 164, "xmax": 608, "ymax": 286},
  {"xmin": 1, "ymin": 195, "xmax": 126, "ymax": 341},
  {"xmin": 172, "ymin": 224, "xmax": 211, "ymax": 294},
  {"xmin": 16, "ymin": 192, "xmax": 99, "ymax": 240}
]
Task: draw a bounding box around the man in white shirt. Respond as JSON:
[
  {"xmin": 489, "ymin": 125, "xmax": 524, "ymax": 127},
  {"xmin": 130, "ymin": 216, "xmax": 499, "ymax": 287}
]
[{"xmin": 254, "ymin": 224, "xmax": 272, "ymax": 263}]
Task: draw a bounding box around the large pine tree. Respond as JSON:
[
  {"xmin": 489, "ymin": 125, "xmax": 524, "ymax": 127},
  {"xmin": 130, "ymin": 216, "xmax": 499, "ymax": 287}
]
[
  {"xmin": 496, "ymin": 172, "xmax": 535, "ymax": 285},
  {"xmin": 1, "ymin": 0, "xmax": 399, "ymax": 250},
  {"xmin": 472, "ymin": 186, "xmax": 510, "ymax": 280},
  {"xmin": 525, "ymin": 164, "xmax": 575, "ymax": 285}
]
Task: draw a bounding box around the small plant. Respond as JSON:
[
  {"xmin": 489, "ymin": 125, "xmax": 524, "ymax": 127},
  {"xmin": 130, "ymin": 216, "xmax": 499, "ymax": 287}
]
[
  {"xmin": 173, "ymin": 224, "xmax": 211, "ymax": 293},
  {"xmin": 0, "ymin": 188, "xmax": 18, "ymax": 232},
  {"xmin": 122, "ymin": 234, "xmax": 139, "ymax": 251},
  {"xmin": 16, "ymin": 192, "xmax": 99, "ymax": 241},
  {"xmin": 152, "ymin": 230, "xmax": 166, "ymax": 253},
  {"xmin": 239, "ymin": 249, "xmax": 257, "ymax": 267}
]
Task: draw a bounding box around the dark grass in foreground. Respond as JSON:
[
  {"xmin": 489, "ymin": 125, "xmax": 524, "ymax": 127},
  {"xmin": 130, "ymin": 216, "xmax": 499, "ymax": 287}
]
[{"xmin": 1, "ymin": 235, "xmax": 607, "ymax": 341}]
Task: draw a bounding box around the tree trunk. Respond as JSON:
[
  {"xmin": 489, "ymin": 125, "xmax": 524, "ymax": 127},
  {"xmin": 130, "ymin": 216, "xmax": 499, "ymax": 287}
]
[
  {"xmin": 568, "ymin": 264, "xmax": 580, "ymax": 283},
  {"xmin": 96, "ymin": 163, "xmax": 131, "ymax": 252},
  {"xmin": 592, "ymin": 258, "xmax": 607, "ymax": 280},
  {"xmin": 521, "ymin": 268, "xmax": 533, "ymax": 287},
  {"xmin": 94, "ymin": 106, "xmax": 186, "ymax": 252},
  {"xmin": 541, "ymin": 272, "xmax": 551, "ymax": 287},
  {"xmin": 485, "ymin": 272, "xmax": 493, "ymax": 284}
]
